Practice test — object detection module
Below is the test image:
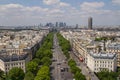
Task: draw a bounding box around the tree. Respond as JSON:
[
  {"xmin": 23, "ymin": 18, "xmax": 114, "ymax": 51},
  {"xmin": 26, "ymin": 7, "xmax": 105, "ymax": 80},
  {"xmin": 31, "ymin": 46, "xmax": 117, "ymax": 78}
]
[
  {"xmin": 8, "ymin": 67, "xmax": 25, "ymax": 80},
  {"xmin": 26, "ymin": 61, "xmax": 38, "ymax": 74},
  {"xmin": 74, "ymin": 71, "xmax": 86, "ymax": 80},
  {"xmin": 32, "ymin": 58, "xmax": 41, "ymax": 65},
  {"xmin": 68, "ymin": 59, "xmax": 76, "ymax": 67},
  {"xmin": 24, "ymin": 71, "xmax": 34, "ymax": 80},
  {"xmin": 41, "ymin": 57, "xmax": 52, "ymax": 66},
  {"xmin": 97, "ymin": 70, "xmax": 118, "ymax": 80},
  {"xmin": 34, "ymin": 75, "xmax": 50, "ymax": 80},
  {"xmin": 0, "ymin": 69, "xmax": 5, "ymax": 80},
  {"xmin": 35, "ymin": 66, "xmax": 50, "ymax": 80},
  {"xmin": 43, "ymin": 49, "xmax": 52, "ymax": 58}
]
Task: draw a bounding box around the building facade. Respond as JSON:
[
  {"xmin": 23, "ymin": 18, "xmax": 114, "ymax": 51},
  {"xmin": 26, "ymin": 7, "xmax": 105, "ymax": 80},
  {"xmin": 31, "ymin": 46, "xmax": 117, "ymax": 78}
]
[
  {"xmin": 0, "ymin": 30, "xmax": 49, "ymax": 72},
  {"xmin": 87, "ymin": 52, "xmax": 117, "ymax": 72},
  {"xmin": 107, "ymin": 43, "xmax": 120, "ymax": 67}
]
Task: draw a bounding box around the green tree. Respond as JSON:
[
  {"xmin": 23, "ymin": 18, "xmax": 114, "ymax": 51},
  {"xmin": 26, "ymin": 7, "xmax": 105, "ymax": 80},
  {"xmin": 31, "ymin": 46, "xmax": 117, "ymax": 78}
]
[
  {"xmin": 24, "ymin": 71, "xmax": 34, "ymax": 80},
  {"xmin": 34, "ymin": 75, "xmax": 50, "ymax": 80},
  {"xmin": 43, "ymin": 49, "xmax": 52, "ymax": 58},
  {"xmin": 26, "ymin": 61, "xmax": 38, "ymax": 74},
  {"xmin": 0, "ymin": 69, "xmax": 5, "ymax": 80},
  {"xmin": 97, "ymin": 70, "xmax": 118, "ymax": 80},
  {"xmin": 74, "ymin": 71, "xmax": 86, "ymax": 80},
  {"xmin": 68, "ymin": 59, "xmax": 76, "ymax": 67},
  {"xmin": 32, "ymin": 58, "xmax": 41, "ymax": 65},
  {"xmin": 35, "ymin": 66, "xmax": 50, "ymax": 80},
  {"xmin": 41, "ymin": 57, "xmax": 52, "ymax": 66},
  {"xmin": 8, "ymin": 67, "xmax": 25, "ymax": 80}
]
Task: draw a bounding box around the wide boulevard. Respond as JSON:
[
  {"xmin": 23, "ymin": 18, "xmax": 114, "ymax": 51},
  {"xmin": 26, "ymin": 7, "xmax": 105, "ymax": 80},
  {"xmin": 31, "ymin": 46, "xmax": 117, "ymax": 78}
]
[{"xmin": 50, "ymin": 33, "xmax": 73, "ymax": 80}]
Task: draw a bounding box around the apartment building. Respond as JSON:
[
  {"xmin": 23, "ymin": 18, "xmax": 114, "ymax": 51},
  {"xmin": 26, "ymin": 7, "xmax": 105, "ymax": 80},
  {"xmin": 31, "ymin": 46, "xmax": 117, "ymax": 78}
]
[
  {"xmin": 60, "ymin": 29, "xmax": 119, "ymax": 72},
  {"xmin": 107, "ymin": 43, "xmax": 120, "ymax": 67},
  {"xmin": 87, "ymin": 52, "xmax": 117, "ymax": 72},
  {"xmin": 0, "ymin": 30, "xmax": 49, "ymax": 72}
]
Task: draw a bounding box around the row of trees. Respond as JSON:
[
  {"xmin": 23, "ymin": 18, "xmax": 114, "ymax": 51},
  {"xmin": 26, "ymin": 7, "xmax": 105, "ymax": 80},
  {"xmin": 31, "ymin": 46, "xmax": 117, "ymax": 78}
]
[
  {"xmin": 96, "ymin": 67, "xmax": 120, "ymax": 80},
  {"xmin": 68, "ymin": 59, "xmax": 86, "ymax": 80},
  {"xmin": 57, "ymin": 33, "xmax": 71, "ymax": 59},
  {"xmin": 57, "ymin": 33, "xmax": 86, "ymax": 80},
  {"xmin": 25, "ymin": 32, "xmax": 54, "ymax": 80}
]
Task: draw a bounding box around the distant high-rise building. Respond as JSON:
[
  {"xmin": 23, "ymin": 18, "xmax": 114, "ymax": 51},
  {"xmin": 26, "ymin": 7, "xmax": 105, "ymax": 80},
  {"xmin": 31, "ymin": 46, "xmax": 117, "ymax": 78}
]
[
  {"xmin": 88, "ymin": 17, "xmax": 93, "ymax": 29},
  {"xmin": 56, "ymin": 22, "xmax": 58, "ymax": 27}
]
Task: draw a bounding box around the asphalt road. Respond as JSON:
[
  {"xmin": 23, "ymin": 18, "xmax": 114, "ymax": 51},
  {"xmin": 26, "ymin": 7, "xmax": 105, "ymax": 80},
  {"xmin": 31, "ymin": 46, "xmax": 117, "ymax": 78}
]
[
  {"xmin": 50, "ymin": 33, "xmax": 73, "ymax": 80},
  {"xmin": 70, "ymin": 51, "xmax": 99, "ymax": 80}
]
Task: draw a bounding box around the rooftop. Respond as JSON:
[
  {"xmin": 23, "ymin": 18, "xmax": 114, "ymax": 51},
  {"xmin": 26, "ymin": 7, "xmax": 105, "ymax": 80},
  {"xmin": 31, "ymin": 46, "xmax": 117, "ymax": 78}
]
[{"xmin": 89, "ymin": 52, "xmax": 116, "ymax": 59}]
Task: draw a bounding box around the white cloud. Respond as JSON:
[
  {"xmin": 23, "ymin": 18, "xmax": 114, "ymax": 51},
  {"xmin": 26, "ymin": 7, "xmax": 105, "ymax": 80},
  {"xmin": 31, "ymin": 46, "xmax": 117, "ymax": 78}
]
[
  {"xmin": 79, "ymin": 2, "xmax": 109, "ymax": 15},
  {"xmin": 0, "ymin": 2, "xmax": 120, "ymax": 26},
  {"xmin": 80, "ymin": 2, "xmax": 104, "ymax": 11},
  {"xmin": 112, "ymin": 0, "xmax": 120, "ymax": 5},
  {"xmin": 59, "ymin": 2, "xmax": 70, "ymax": 7},
  {"xmin": 49, "ymin": 9, "xmax": 64, "ymax": 14},
  {"xmin": 43, "ymin": 0, "xmax": 60, "ymax": 5},
  {"xmin": 2, "ymin": 4, "xmax": 23, "ymax": 8}
]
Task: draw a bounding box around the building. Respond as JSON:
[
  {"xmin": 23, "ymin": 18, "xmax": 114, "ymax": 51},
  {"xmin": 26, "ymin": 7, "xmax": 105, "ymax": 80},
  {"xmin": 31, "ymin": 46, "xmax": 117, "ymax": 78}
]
[
  {"xmin": 60, "ymin": 29, "xmax": 119, "ymax": 73},
  {"xmin": 88, "ymin": 17, "xmax": 93, "ymax": 29},
  {"xmin": 0, "ymin": 53, "xmax": 29, "ymax": 73},
  {"xmin": 107, "ymin": 43, "xmax": 120, "ymax": 67},
  {"xmin": 87, "ymin": 52, "xmax": 117, "ymax": 72},
  {"xmin": 0, "ymin": 30, "xmax": 49, "ymax": 72}
]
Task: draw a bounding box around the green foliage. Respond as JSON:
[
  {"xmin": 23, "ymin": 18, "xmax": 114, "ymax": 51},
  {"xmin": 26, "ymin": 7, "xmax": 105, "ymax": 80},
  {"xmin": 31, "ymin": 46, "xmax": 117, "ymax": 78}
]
[
  {"xmin": 32, "ymin": 58, "xmax": 41, "ymax": 65},
  {"xmin": 26, "ymin": 61, "xmax": 38, "ymax": 74},
  {"xmin": 97, "ymin": 70, "xmax": 119, "ymax": 80},
  {"xmin": 29, "ymin": 33, "xmax": 53, "ymax": 80},
  {"xmin": 8, "ymin": 67, "xmax": 25, "ymax": 80},
  {"xmin": 74, "ymin": 71, "xmax": 86, "ymax": 80},
  {"xmin": 0, "ymin": 69, "xmax": 5, "ymax": 80},
  {"xmin": 68, "ymin": 59, "xmax": 77, "ymax": 67},
  {"xmin": 41, "ymin": 57, "xmax": 52, "ymax": 66},
  {"xmin": 34, "ymin": 75, "xmax": 50, "ymax": 80},
  {"xmin": 68, "ymin": 59, "xmax": 86, "ymax": 80},
  {"xmin": 24, "ymin": 71, "xmax": 34, "ymax": 80},
  {"xmin": 68, "ymin": 59, "xmax": 85, "ymax": 79},
  {"xmin": 57, "ymin": 33, "xmax": 71, "ymax": 59},
  {"xmin": 95, "ymin": 37, "xmax": 108, "ymax": 42},
  {"xmin": 71, "ymin": 66, "xmax": 81, "ymax": 74},
  {"xmin": 34, "ymin": 66, "xmax": 50, "ymax": 80}
]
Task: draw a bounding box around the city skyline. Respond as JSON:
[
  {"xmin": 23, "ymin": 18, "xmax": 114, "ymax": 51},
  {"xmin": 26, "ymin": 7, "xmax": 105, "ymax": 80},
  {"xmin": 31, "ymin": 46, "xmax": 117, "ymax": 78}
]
[{"xmin": 0, "ymin": 0, "xmax": 120, "ymax": 26}]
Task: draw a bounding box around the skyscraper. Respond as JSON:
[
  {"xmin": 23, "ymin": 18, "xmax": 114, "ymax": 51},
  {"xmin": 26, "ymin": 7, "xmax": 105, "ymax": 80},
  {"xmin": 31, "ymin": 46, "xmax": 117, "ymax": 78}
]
[
  {"xmin": 56, "ymin": 22, "xmax": 58, "ymax": 27},
  {"xmin": 88, "ymin": 17, "xmax": 92, "ymax": 29}
]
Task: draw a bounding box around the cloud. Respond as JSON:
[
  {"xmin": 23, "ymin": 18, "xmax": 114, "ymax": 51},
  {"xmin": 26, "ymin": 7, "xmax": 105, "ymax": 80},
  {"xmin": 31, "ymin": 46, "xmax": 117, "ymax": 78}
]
[
  {"xmin": 112, "ymin": 0, "xmax": 120, "ymax": 5},
  {"xmin": 49, "ymin": 9, "xmax": 64, "ymax": 14},
  {"xmin": 79, "ymin": 2, "xmax": 109, "ymax": 15},
  {"xmin": 80, "ymin": 2, "xmax": 104, "ymax": 11},
  {"xmin": 0, "ymin": 2, "xmax": 120, "ymax": 26},
  {"xmin": 59, "ymin": 2, "xmax": 70, "ymax": 7},
  {"xmin": 43, "ymin": 0, "xmax": 60, "ymax": 5}
]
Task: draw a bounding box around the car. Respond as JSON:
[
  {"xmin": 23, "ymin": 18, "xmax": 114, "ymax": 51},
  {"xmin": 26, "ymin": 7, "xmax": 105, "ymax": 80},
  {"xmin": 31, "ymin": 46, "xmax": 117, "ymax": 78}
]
[
  {"xmin": 57, "ymin": 63, "xmax": 61, "ymax": 65},
  {"xmin": 60, "ymin": 68, "xmax": 65, "ymax": 72},
  {"xmin": 52, "ymin": 59, "xmax": 56, "ymax": 62}
]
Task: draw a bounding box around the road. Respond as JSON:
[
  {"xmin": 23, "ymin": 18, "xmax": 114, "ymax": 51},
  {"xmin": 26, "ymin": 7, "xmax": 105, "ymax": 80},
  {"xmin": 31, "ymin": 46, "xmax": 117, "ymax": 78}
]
[
  {"xmin": 50, "ymin": 33, "xmax": 73, "ymax": 80},
  {"xmin": 70, "ymin": 51, "xmax": 99, "ymax": 80}
]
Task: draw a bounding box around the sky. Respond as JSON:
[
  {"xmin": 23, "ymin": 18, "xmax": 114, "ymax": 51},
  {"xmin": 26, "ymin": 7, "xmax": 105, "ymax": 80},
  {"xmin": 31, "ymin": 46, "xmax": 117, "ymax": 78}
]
[{"xmin": 0, "ymin": 0, "xmax": 120, "ymax": 26}]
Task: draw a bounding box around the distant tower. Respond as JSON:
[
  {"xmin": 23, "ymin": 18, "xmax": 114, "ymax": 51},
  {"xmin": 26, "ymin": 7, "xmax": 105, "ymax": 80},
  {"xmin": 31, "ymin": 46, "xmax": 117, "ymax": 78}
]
[
  {"xmin": 88, "ymin": 17, "xmax": 93, "ymax": 29},
  {"xmin": 56, "ymin": 22, "xmax": 58, "ymax": 27}
]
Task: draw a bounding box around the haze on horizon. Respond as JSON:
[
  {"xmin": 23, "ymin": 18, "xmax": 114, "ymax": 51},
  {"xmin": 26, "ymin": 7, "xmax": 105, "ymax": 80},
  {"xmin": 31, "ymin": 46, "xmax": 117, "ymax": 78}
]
[{"xmin": 0, "ymin": 0, "xmax": 120, "ymax": 26}]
